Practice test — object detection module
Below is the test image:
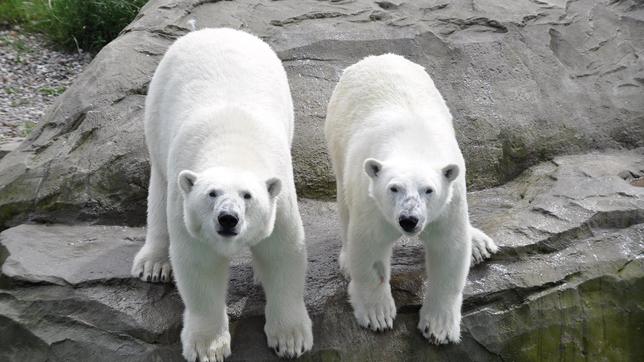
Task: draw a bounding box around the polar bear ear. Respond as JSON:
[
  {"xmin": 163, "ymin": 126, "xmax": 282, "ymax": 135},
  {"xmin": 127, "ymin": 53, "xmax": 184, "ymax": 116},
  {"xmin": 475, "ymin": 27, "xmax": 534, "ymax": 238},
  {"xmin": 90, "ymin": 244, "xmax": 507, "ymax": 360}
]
[
  {"xmin": 364, "ymin": 158, "xmax": 383, "ymax": 179},
  {"xmin": 266, "ymin": 177, "xmax": 282, "ymax": 199},
  {"xmin": 178, "ymin": 170, "xmax": 198, "ymax": 194},
  {"xmin": 442, "ymin": 164, "xmax": 459, "ymax": 182}
]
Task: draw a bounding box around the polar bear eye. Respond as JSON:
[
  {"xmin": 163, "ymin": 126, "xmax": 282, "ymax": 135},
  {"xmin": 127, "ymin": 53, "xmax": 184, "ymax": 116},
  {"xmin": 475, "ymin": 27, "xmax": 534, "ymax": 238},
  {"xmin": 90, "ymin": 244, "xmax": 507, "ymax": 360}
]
[
  {"xmin": 390, "ymin": 186, "xmax": 399, "ymax": 193},
  {"xmin": 208, "ymin": 191, "xmax": 218, "ymax": 198},
  {"xmin": 425, "ymin": 188, "xmax": 433, "ymax": 195},
  {"xmin": 243, "ymin": 192, "xmax": 252, "ymax": 200}
]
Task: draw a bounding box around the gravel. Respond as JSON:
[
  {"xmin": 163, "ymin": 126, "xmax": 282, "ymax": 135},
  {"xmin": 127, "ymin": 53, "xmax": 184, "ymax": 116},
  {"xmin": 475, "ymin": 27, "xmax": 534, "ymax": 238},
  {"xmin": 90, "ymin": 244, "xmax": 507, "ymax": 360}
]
[{"xmin": 0, "ymin": 26, "xmax": 90, "ymax": 140}]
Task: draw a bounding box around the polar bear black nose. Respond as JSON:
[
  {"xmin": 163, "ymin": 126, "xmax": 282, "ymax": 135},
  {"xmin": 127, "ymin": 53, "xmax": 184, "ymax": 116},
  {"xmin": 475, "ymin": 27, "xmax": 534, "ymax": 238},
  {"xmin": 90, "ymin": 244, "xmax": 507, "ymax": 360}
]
[
  {"xmin": 399, "ymin": 216, "xmax": 418, "ymax": 232},
  {"xmin": 218, "ymin": 212, "xmax": 239, "ymax": 229}
]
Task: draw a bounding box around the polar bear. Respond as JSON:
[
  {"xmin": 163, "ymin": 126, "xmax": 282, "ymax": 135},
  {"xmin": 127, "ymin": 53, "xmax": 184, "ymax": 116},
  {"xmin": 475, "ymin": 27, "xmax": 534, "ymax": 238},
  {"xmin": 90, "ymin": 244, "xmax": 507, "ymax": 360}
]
[
  {"xmin": 130, "ymin": 28, "xmax": 313, "ymax": 361},
  {"xmin": 324, "ymin": 54, "xmax": 497, "ymax": 344}
]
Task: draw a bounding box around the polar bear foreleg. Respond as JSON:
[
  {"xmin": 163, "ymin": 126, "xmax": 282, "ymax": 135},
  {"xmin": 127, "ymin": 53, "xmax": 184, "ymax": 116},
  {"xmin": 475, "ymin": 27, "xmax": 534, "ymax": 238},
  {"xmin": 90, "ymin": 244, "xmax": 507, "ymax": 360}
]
[
  {"xmin": 251, "ymin": 209, "xmax": 313, "ymax": 358},
  {"xmin": 346, "ymin": 218, "xmax": 398, "ymax": 332},
  {"xmin": 171, "ymin": 236, "xmax": 231, "ymax": 362},
  {"xmin": 418, "ymin": 198, "xmax": 470, "ymax": 344},
  {"xmin": 132, "ymin": 166, "xmax": 172, "ymax": 282}
]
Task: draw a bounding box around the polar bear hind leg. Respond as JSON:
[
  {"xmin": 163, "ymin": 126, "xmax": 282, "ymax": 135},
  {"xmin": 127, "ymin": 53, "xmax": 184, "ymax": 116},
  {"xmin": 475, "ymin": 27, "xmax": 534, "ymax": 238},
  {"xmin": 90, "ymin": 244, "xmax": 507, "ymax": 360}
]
[
  {"xmin": 336, "ymin": 185, "xmax": 351, "ymax": 278},
  {"xmin": 470, "ymin": 226, "xmax": 498, "ymax": 266}
]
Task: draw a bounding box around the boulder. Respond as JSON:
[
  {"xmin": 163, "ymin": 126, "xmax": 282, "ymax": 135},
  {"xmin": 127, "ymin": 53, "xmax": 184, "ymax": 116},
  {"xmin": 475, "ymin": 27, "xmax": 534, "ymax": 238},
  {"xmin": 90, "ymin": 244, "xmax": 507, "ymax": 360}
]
[
  {"xmin": 1, "ymin": 151, "xmax": 643, "ymax": 361},
  {"xmin": 1, "ymin": 0, "xmax": 643, "ymax": 228},
  {"xmin": 0, "ymin": 138, "xmax": 22, "ymax": 161}
]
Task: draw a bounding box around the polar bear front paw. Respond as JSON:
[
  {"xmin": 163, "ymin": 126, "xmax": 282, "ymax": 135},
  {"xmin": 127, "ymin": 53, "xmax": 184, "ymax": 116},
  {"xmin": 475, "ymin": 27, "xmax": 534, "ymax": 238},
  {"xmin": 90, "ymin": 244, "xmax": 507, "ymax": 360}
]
[
  {"xmin": 181, "ymin": 327, "xmax": 231, "ymax": 362},
  {"xmin": 349, "ymin": 283, "xmax": 396, "ymax": 332},
  {"xmin": 470, "ymin": 227, "xmax": 498, "ymax": 266},
  {"xmin": 131, "ymin": 245, "xmax": 172, "ymax": 283},
  {"xmin": 418, "ymin": 305, "xmax": 461, "ymax": 344},
  {"xmin": 264, "ymin": 312, "xmax": 313, "ymax": 359}
]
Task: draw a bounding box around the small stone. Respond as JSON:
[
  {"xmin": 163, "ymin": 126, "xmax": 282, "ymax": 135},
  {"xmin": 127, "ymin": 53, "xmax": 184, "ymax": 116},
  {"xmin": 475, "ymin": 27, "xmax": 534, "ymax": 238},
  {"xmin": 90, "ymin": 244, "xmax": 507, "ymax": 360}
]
[{"xmin": 631, "ymin": 178, "xmax": 644, "ymax": 187}]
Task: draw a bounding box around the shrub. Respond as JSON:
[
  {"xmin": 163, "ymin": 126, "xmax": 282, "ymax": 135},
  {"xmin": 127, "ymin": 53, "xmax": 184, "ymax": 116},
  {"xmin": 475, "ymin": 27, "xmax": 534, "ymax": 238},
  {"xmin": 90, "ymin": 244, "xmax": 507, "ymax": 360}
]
[
  {"xmin": 0, "ymin": 0, "xmax": 46, "ymax": 26},
  {"xmin": 0, "ymin": 0, "xmax": 148, "ymax": 52}
]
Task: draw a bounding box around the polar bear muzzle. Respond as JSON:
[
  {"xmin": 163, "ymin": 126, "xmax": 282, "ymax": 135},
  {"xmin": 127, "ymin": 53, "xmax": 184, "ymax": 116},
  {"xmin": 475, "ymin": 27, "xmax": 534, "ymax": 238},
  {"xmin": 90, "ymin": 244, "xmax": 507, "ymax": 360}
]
[
  {"xmin": 398, "ymin": 215, "xmax": 419, "ymax": 232},
  {"xmin": 217, "ymin": 211, "xmax": 239, "ymax": 237}
]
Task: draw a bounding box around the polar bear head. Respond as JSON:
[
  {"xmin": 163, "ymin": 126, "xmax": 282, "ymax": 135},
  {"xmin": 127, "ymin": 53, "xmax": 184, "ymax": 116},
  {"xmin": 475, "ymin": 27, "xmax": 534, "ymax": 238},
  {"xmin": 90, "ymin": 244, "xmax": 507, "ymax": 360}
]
[
  {"xmin": 363, "ymin": 158, "xmax": 459, "ymax": 236},
  {"xmin": 178, "ymin": 167, "xmax": 281, "ymax": 256}
]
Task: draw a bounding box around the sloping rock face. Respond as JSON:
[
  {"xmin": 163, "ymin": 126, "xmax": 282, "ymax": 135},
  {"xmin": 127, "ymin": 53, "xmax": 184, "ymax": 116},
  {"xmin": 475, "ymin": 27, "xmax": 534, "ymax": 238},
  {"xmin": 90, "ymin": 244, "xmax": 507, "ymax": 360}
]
[
  {"xmin": 2, "ymin": 151, "xmax": 643, "ymax": 361},
  {"xmin": 0, "ymin": 0, "xmax": 643, "ymax": 229}
]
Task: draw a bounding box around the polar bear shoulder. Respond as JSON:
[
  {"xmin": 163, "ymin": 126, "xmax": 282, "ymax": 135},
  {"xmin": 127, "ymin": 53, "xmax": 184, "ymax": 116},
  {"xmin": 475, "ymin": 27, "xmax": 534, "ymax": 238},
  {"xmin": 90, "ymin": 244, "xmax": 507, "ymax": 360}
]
[
  {"xmin": 325, "ymin": 53, "xmax": 451, "ymax": 139},
  {"xmin": 325, "ymin": 54, "xmax": 460, "ymax": 189},
  {"xmin": 145, "ymin": 28, "xmax": 294, "ymax": 174}
]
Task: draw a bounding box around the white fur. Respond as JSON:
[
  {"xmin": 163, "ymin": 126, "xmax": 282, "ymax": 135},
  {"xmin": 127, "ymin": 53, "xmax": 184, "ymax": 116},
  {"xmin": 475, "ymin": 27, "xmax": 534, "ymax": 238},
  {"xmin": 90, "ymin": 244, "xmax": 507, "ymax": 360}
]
[
  {"xmin": 325, "ymin": 54, "xmax": 497, "ymax": 343},
  {"xmin": 471, "ymin": 225, "xmax": 499, "ymax": 266},
  {"xmin": 131, "ymin": 28, "xmax": 312, "ymax": 361}
]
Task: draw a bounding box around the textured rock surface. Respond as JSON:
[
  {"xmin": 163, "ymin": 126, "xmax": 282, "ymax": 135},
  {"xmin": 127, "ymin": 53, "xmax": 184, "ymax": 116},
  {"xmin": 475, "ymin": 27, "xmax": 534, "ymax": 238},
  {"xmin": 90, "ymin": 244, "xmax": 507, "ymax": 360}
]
[
  {"xmin": 0, "ymin": 0, "xmax": 643, "ymax": 228},
  {"xmin": 2, "ymin": 151, "xmax": 643, "ymax": 361},
  {"xmin": 0, "ymin": 137, "xmax": 22, "ymax": 160}
]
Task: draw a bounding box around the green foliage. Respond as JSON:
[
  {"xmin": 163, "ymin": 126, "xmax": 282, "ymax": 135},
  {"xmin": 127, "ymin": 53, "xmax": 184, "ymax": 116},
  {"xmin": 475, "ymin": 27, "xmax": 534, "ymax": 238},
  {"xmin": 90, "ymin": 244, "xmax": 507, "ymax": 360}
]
[
  {"xmin": 0, "ymin": 34, "xmax": 32, "ymax": 53},
  {"xmin": 18, "ymin": 120, "xmax": 37, "ymax": 137},
  {"xmin": 38, "ymin": 86, "xmax": 66, "ymax": 96},
  {"xmin": 0, "ymin": 0, "xmax": 148, "ymax": 52},
  {"xmin": 0, "ymin": 0, "xmax": 33, "ymax": 25}
]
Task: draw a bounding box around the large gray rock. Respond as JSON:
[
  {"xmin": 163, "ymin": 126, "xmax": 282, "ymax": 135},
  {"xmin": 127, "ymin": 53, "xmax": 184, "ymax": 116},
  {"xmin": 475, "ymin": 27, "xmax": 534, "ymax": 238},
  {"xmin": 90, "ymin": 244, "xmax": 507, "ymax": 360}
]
[
  {"xmin": 2, "ymin": 151, "xmax": 643, "ymax": 361},
  {"xmin": 0, "ymin": 137, "xmax": 22, "ymax": 161},
  {"xmin": 0, "ymin": 0, "xmax": 643, "ymax": 228}
]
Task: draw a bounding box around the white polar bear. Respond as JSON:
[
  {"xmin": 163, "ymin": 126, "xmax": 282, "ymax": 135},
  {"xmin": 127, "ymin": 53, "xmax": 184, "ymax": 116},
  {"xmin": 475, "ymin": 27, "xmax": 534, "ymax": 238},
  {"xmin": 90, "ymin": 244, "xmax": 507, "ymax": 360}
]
[
  {"xmin": 130, "ymin": 28, "xmax": 313, "ymax": 361},
  {"xmin": 324, "ymin": 54, "xmax": 497, "ymax": 344}
]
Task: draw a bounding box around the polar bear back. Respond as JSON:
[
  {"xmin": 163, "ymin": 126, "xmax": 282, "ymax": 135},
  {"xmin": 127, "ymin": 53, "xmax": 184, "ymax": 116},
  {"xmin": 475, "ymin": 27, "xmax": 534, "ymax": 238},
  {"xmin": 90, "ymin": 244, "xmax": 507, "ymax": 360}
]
[
  {"xmin": 325, "ymin": 54, "xmax": 459, "ymax": 183},
  {"xmin": 145, "ymin": 28, "xmax": 294, "ymax": 173}
]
